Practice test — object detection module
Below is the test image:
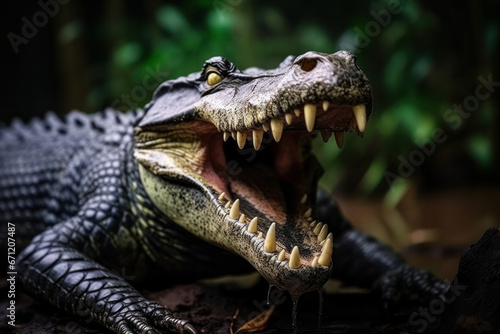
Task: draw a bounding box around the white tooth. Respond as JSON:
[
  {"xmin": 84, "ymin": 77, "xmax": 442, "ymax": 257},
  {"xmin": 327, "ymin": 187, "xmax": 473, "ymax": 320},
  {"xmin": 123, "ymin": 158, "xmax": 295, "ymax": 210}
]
[
  {"xmin": 304, "ymin": 104, "xmax": 317, "ymax": 132},
  {"xmin": 307, "ymin": 217, "xmax": 313, "ymax": 222},
  {"xmin": 239, "ymin": 214, "xmax": 246, "ymax": 223},
  {"xmin": 231, "ymin": 131, "xmax": 237, "ymax": 140},
  {"xmin": 322, "ymin": 100, "xmax": 330, "ymax": 111},
  {"xmin": 270, "ymin": 119, "xmax": 284, "ymax": 142},
  {"xmin": 309, "ymin": 220, "xmax": 317, "ymax": 228},
  {"xmin": 318, "ymin": 238, "xmax": 333, "ymax": 266},
  {"xmin": 258, "ymin": 232, "xmax": 263, "ymax": 239},
  {"xmin": 318, "ymin": 224, "xmax": 328, "ymax": 242},
  {"xmin": 311, "ymin": 256, "xmax": 319, "ymax": 268},
  {"xmin": 229, "ymin": 199, "xmax": 240, "ymax": 219},
  {"xmin": 278, "ymin": 249, "xmax": 286, "ymax": 261},
  {"xmin": 223, "ymin": 132, "xmax": 230, "ymax": 142},
  {"xmin": 313, "ymin": 222, "xmax": 323, "ymax": 235},
  {"xmin": 225, "ymin": 201, "xmax": 232, "ymax": 209},
  {"xmin": 264, "ymin": 222, "xmax": 277, "ymax": 253},
  {"xmin": 353, "ymin": 104, "xmax": 367, "ymax": 133},
  {"xmin": 262, "ymin": 123, "xmax": 270, "ymax": 132},
  {"xmin": 300, "ymin": 194, "xmax": 307, "ymax": 204},
  {"xmin": 304, "ymin": 208, "xmax": 312, "ymax": 218},
  {"xmin": 321, "ymin": 232, "xmax": 333, "ymax": 246},
  {"xmin": 248, "ymin": 217, "xmax": 258, "ymax": 233},
  {"xmin": 285, "ymin": 113, "xmax": 293, "ymax": 125},
  {"xmin": 253, "ymin": 130, "xmax": 263, "ymax": 150},
  {"xmin": 237, "ymin": 131, "xmax": 247, "ymax": 149},
  {"xmin": 321, "ymin": 131, "xmax": 332, "ymax": 143},
  {"xmin": 289, "ymin": 246, "xmax": 301, "ymax": 269},
  {"xmin": 294, "ymin": 108, "xmax": 301, "ymax": 117},
  {"xmin": 334, "ymin": 132, "xmax": 344, "ymax": 149},
  {"xmin": 218, "ymin": 192, "xmax": 226, "ymax": 201}
]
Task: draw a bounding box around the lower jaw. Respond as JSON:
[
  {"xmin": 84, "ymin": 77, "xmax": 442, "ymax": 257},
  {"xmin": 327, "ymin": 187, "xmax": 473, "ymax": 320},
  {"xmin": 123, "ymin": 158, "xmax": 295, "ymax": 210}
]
[
  {"xmin": 221, "ymin": 212, "xmax": 331, "ymax": 296},
  {"xmin": 243, "ymin": 241, "xmax": 332, "ymax": 295}
]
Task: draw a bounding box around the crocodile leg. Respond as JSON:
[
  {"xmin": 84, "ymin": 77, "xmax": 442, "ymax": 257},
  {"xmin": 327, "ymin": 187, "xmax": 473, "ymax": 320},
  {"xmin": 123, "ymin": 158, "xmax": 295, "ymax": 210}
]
[
  {"xmin": 317, "ymin": 191, "xmax": 449, "ymax": 307},
  {"xmin": 18, "ymin": 218, "xmax": 198, "ymax": 334}
]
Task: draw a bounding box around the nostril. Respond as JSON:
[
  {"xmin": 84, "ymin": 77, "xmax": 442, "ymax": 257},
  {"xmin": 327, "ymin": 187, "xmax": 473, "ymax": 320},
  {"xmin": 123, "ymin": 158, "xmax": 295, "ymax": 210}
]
[{"xmin": 300, "ymin": 58, "xmax": 317, "ymax": 72}]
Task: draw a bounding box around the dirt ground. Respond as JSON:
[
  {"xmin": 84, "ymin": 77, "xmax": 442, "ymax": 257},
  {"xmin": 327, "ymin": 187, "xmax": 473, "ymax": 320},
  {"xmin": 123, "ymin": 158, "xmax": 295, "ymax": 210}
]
[
  {"xmin": 0, "ymin": 277, "xmax": 451, "ymax": 334},
  {"xmin": 1, "ymin": 188, "xmax": 499, "ymax": 333}
]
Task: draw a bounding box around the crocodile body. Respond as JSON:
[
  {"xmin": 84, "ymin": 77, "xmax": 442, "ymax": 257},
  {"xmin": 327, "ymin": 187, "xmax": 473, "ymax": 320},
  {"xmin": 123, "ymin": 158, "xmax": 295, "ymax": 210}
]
[{"xmin": 0, "ymin": 51, "xmax": 448, "ymax": 333}]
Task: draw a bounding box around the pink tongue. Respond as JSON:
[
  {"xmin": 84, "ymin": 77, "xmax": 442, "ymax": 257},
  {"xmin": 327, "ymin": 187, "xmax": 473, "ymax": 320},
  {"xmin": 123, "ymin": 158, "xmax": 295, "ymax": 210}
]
[{"xmin": 227, "ymin": 163, "xmax": 287, "ymax": 224}]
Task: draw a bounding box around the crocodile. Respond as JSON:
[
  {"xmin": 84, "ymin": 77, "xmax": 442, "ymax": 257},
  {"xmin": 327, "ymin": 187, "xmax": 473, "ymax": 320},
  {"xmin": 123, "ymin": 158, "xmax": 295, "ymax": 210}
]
[{"xmin": 0, "ymin": 51, "xmax": 448, "ymax": 333}]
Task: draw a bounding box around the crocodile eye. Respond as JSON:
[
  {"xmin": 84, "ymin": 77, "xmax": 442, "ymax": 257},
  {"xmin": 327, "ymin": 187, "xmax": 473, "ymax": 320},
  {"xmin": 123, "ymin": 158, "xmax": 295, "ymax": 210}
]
[{"xmin": 207, "ymin": 72, "xmax": 222, "ymax": 86}]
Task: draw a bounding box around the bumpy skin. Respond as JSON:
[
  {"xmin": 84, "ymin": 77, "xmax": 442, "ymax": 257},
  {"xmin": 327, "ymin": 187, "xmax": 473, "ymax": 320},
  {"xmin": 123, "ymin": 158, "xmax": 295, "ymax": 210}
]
[{"xmin": 0, "ymin": 54, "xmax": 448, "ymax": 333}]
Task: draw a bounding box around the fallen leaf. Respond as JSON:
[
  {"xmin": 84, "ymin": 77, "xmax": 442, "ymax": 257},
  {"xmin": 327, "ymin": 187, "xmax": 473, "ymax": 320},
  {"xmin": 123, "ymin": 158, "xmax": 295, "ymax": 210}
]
[{"xmin": 235, "ymin": 304, "xmax": 276, "ymax": 333}]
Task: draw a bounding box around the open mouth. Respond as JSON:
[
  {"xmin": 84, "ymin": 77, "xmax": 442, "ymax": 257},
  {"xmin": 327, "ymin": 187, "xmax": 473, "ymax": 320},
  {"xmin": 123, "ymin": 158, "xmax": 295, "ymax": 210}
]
[
  {"xmin": 211, "ymin": 101, "xmax": 366, "ymax": 284},
  {"xmin": 135, "ymin": 98, "xmax": 368, "ymax": 294},
  {"xmin": 135, "ymin": 51, "xmax": 372, "ymax": 295}
]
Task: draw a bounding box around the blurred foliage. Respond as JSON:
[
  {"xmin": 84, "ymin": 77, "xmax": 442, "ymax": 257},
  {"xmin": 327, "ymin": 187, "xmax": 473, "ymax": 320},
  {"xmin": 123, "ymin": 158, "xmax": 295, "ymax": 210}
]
[{"xmin": 10, "ymin": 0, "xmax": 500, "ymax": 196}]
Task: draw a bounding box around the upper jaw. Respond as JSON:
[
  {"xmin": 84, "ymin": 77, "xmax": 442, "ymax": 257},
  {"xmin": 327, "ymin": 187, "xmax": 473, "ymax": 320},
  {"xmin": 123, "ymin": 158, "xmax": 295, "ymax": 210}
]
[{"xmin": 196, "ymin": 52, "xmax": 372, "ymax": 150}]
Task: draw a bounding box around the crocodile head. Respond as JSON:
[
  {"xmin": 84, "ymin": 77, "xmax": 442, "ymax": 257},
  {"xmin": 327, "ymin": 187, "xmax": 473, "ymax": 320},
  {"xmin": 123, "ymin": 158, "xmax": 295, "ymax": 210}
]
[{"xmin": 134, "ymin": 51, "xmax": 372, "ymax": 295}]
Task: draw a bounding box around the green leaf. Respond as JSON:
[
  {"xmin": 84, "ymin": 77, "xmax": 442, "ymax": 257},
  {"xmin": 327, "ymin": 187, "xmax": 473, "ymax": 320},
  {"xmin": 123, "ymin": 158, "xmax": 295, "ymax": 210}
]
[
  {"xmin": 467, "ymin": 136, "xmax": 493, "ymax": 169},
  {"xmin": 156, "ymin": 5, "xmax": 189, "ymax": 36},
  {"xmin": 114, "ymin": 42, "xmax": 142, "ymax": 66}
]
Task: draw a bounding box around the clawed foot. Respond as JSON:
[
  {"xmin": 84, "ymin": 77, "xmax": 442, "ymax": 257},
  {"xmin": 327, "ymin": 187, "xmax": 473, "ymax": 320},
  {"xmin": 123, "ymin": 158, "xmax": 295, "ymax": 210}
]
[{"xmin": 113, "ymin": 300, "xmax": 198, "ymax": 334}]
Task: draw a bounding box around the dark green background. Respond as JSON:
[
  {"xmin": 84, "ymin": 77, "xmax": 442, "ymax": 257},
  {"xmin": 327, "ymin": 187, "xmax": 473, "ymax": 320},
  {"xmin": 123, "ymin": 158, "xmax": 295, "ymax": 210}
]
[{"xmin": 2, "ymin": 0, "xmax": 499, "ymax": 196}]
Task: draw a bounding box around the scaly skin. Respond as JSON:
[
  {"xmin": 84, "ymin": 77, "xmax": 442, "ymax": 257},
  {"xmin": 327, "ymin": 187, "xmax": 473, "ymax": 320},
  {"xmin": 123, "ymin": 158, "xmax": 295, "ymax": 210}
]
[{"xmin": 0, "ymin": 51, "xmax": 448, "ymax": 333}]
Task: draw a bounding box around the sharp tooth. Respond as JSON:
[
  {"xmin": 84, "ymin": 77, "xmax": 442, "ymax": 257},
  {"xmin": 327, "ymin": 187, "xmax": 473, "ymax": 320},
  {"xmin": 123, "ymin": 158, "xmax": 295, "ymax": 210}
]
[
  {"xmin": 237, "ymin": 131, "xmax": 247, "ymax": 149},
  {"xmin": 304, "ymin": 104, "xmax": 317, "ymax": 132},
  {"xmin": 309, "ymin": 220, "xmax": 317, "ymax": 228},
  {"xmin": 304, "ymin": 208, "xmax": 312, "ymax": 218},
  {"xmin": 278, "ymin": 249, "xmax": 286, "ymax": 261},
  {"xmin": 321, "ymin": 232, "xmax": 334, "ymax": 246},
  {"xmin": 229, "ymin": 199, "xmax": 240, "ymax": 219},
  {"xmin": 231, "ymin": 131, "xmax": 237, "ymax": 140},
  {"xmin": 312, "ymin": 256, "xmax": 319, "ymax": 268},
  {"xmin": 225, "ymin": 201, "xmax": 232, "ymax": 209},
  {"xmin": 322, "ymin": 100, "xmax": 330, "ymax": 111},
  {"xmin": 264, "ymin": 222, "xmax": 277, "ymax": 253},
  {"xmin": 318, "ymin": 224, "xmax": 328, "ymax": 242},
  {"xmin": 218, "ymin": 192, "xmax": 226, "ymax": 201},
  {"xmin": 334, "ymin": 132, "xmax": 344, "ymax": 149},
  {"xmin": 289, "ymin": 246, "xmax": 301, "ymax": 269},
  {"xmin": 353, "ymin": 104, "xmax": 367, "ymax": 133},
  {"xmin": 253, "ymin": 130, "xmax": 263, "ymax": 150},
  {"xmin": 223, "ymin": 132, "xmax": 230, "ymax": 142},
  {"xmin": 270, "ymin": 119, "xmax": 284, "ymax": 142},
  {"xmin": 321, "ymin": 131, "xmax": 332, "ymax": 143},
  {"xmin": 318, "ymin": 238, "xmax": 333, "ymax": 266},
  {"xmin": 239, "ymin": 214, "xmax": 246, "ymax": 223},
  {"xmin": 300, "ymin": 194, "xmax": 307, "ymax": 204},
  {"xmin": 294, "ymin": 108, "xmax": 301, "ymax": 117},
  {"xmin": 307, "ymin": 217, "xmax": 313, "ymax": 222},
  {"xmin": 258, "ymin": 232, "xmax": 263, "ymax": 239},
  {"xmin": 248, "ymin": 217, "xmax": 258, "ymax": 233},
  {"xmin": 262, "ymin": 123, "xmax": 269, "ymax": 131},
  {"xmin": 313, "ymin": 222, "xmax": 323, "ymax": 235},
  {"xmin": 285, "ymin": 113, "xmax": 293, "ymax": 125}
]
